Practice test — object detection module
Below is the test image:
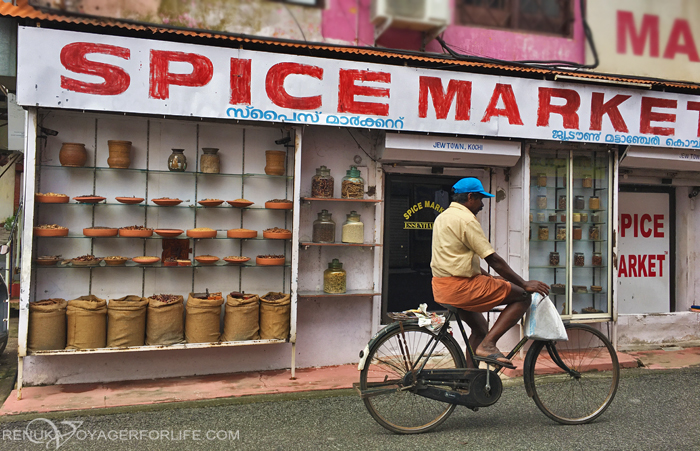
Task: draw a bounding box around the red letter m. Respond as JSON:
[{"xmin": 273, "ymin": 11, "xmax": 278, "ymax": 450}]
[
  {"xmin": 418, "ymin": 76, "xmax": 471, "ymax": 120},
  {"xmin": 617, "ymin": 11, "xmax": 659, "ymax": 57}
]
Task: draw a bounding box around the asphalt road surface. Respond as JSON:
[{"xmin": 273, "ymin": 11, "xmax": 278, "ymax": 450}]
[{"xmin": 1, "ymin": 367, "xmax": 698, "ymax": 451}]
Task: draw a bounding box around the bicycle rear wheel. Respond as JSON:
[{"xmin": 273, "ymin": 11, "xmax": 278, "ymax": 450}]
[
  {"xmin": 524, "ymin": 323, "xmax": 620, "ymax": 425},
  {"xmin": 360, "ymin": 323, "xmax": 465, "ymax": 434}
]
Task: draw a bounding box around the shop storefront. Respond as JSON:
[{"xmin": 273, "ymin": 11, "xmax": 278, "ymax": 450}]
[{"xmin": 14, "ymin": 25, "xmax": 700, "ymax": 389}]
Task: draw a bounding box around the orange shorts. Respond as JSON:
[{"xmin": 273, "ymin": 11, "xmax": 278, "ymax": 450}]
[{"xmin": 432, "ymin": 275, "xmax": 512, "ymax": 312}]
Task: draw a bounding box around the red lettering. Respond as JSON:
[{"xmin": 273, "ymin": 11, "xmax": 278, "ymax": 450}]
[
  {"xmin": 60, "ymin": 42, "xmax": 130, "ymax": 96},
  {"xmin": 230, "ymin": 58, "xmax": 251, "ymax": 105},
  {"xmin": 638, "ymin": 254, "xmax": 648, "ymax": 277},
  {"xmin": 640, "ymin": 97, "xmax": 677, "ymax": 136},
  {"xmin": 590, "ymin": 93, "xmax": 630, "ymax": 132},
  {"xmin": 418, "ymin": 77, "xmax": 471, "ymax": 120},
  {"xmin": 481, "ymin": 84, "xmax": 523, "ymax": 125},
  {"xmin": 640, "ymin": 214, "xmax": 653, "ymax": 238},
  {"xmin": 687, "ymin": 101, "xmax": 700, "ymax": 137},
  {"xmin": 618, "ymin": 254, "xmax": 627, "ymax": 277},
  {"xmin": 663, "ymin": 19, "xmax": 700, "ymax": 62},
  {"xmin": 629, "ymin": 254, "xmax": 638, "ymax": 277},
  {"xmin": 149, "ymin": 50, "xmax": 213, "ymax": 100},
  {"xmin": 265, "ymin": 62, "xmax": 323, "ymax": 110},
  {"xmin": 621, "ymin": 213, "xmax": 632, "ymax": 237},
  {"xmin": 617, "ymin": 11, "xmax": 659, "ymax": 57},
  {"xmin": 537, "ymin": 88, "xmax": 580, "ymax": 129},
  {"xmin": 338, "ymin": 69, "xmax": 390, "ymax": 116},
  {"xmin": 648, "ymin": 255, "xmax": 656, "ymax": 277},
  {"xmin": 653, "ymin": 214, "xmax": 664, "ymax": 238},
  {"xmin": 633, "ymin": 213, "xmax": 639, "ymax": 237},
  {"xmin": 657, "ymin": 254, "xmax": 665, "ymax": 277}
]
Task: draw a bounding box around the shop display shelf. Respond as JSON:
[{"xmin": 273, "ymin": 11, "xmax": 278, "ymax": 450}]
[
  {"xmin": 299, "ymin": 242, "xmax": 380, "ymax": 248},
  {"xmin": 300, "ymin": 197, "xmax": 382, "ymax": 203},
  {"xmin": 27, "ymin": 339, "xmax": 289, "ymax": 356},
  {"xmin": 297, "ymin": 290, "xmax": 381, "ymax": 298}
]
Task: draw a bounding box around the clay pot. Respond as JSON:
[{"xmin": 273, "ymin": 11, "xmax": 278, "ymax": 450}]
[
  {"xmin": 168, "ymin": 149, "xmax": 187, "ymax": 172},
  {"xmin": 59, "ymin": 143, "xmax": 87, "ymax": 167},
  {"xmin": 107, "ymin": 140, "xmax": 132, "ymax": 169},
  {"xmin": 200, "ymin": 148, "xmax": 220, "ymax": 173},
  {"xmin": 264, "ymin": 150, "xmax": 286, "ymax": 176}
]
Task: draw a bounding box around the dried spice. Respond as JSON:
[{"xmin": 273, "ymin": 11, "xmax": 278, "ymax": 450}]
[
  {"xmin": 341, "ymin": 180, "xmax": 364, "ymax": 199},
  {"xmin": 264, "ymin": 227, "xmax": 291, "ymax": 233},
  {"xmin": 262, "ymin": 293, "xmax": 287, "ymax": 301},
  {"xmin": 267, "ymin": 199, "xmax": 292, "ymax": 203},
  {"xmin": 538, "ymin": 226, "xmax": 549, "ymax": 241},
  {"xmin": 573, "ymin": 226, "xmax": 582, "ymax": 240},
  {"xmin": 589, "ymin": 197, "xmax": 600, "ymax": 210},
  {"xmin": 121, "ymin": 225, "xmax": 153, "ymax": 231},
  {"xmin": 37, "ymin": 224, "xmax": 67, "ymax": 229},
  {"xmin": 589, "ymin": 226, "xmax": 600, "ymax": 240},
  {"xmin": 574, "ymin": 253, "xmax": 585, "ymax": 266},
  {"xmin": 324, "ymin": 271, "xmax": 346, "ymax": 293},
  {"xmin": 549, "ymin": 252, "xmax": 560, "ymax": 266},
  {"xmin": 150, "ymin": 294, "xmax": 180, "ymax": 304},
  {"xmin": 73, "ymin": 254, "xmax": 100, "ymax": 262},
  {"xmin": 537, "ymin": 195, "xmax": 547, "ymax": 209},
  {"xmin": 36, "ymin": 192, "xmax": 67, "ymax": 197},
  {"xmin": 558, "ymin": 196, "xmax": 566, "ymax": 210},
  {"xmin": 313, "ymin": 223, "xmax": 335, "ymax": 242},
  {"xmin": 311, "ymin": 178, "xmax": 334, "ymax": 198},
  {"xmin": 257, "ymin": 254, "xmax": 284, "ymax": 259},
  {"xmin": 592, "ymin": 253, "xmax": 603, "ymax": 266},
  {"xmin": 556, "ymin": 227, "xmax": 566, "ymax": 240}
]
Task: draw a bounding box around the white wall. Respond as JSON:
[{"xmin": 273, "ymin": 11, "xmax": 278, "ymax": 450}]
[{"xmin": 0, "ymin": 160, "xmax": 14, "ymax": 221}]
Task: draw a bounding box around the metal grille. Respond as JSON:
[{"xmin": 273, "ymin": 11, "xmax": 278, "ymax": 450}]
[{"xmin": 457, "ymin": 0, "xmax": 572, "ymax": 36}]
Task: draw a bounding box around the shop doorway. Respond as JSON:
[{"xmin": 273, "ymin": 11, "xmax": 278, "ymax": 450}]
[{"xmin": 382, "ymin": 174, "xmax": 461, "ymax": 321}]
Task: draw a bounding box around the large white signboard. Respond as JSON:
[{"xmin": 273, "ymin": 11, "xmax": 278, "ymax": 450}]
[
  {"xmin": 617, "ymin": 191, "xmax": 671, "ymax": 314},
  {"xmin": 16, "ymin": 26, "xmax": 700, "ymax": 149}
]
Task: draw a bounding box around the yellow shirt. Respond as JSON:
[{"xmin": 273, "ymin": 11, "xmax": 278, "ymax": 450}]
[{"xmin": 430, "ymin": 202, "xmax": 495, "ymax": 278}]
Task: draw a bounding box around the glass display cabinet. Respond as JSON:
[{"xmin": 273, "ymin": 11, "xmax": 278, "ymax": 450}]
[{"xmin": 528, "ymin": 148, "xmax": 614, "ymax": 320}]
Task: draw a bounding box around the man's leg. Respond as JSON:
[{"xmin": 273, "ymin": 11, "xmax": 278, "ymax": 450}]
[
  {"xmin": 474, "ymin": 284, "xmax": 530, "ymax": 364},
  {"xmin": 457, "ymin": 310, "xmax": 488, "ymax": 368}
]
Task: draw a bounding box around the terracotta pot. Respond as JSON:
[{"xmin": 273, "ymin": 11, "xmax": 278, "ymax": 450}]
[
  {"xmin": 59, "ymin": 143, "xmax": 87, "ymax": 167},
  {"xmin": 264, "ymin": 150, "xmax": 286, "ymax": 176},
  {"xmin": 200, "ymin": 148, "xmax": 220, "ymax": 173},
  {"xmin": 107, "ymin": 140, "xmax": 132, "ymax": 169}
]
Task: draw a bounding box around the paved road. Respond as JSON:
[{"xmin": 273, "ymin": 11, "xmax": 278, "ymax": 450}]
[{"xmin": 0, "ymin": 367, "xmax": 698, "ymax": 451}]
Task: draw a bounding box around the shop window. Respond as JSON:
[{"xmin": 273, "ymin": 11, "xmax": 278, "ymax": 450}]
[{"xmin": 456, "ymin": 0, "xmax": 573, "ymax": 36}]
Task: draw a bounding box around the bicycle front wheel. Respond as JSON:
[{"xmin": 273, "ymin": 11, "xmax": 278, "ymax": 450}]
[
  {"xmin": 360, "ymin": 323, "xmax": 465, "ymax": 434},
  {"xmin": 524, "ymin": 323, "xmax": 620, "ymax": 425}
]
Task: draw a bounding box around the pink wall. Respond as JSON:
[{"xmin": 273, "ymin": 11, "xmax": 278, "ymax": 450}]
[{"xmin": 322, "ymin": 0, "xmax": 585, "ymax": 63}]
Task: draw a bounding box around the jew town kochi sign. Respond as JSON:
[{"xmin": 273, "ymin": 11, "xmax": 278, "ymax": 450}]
[{"xmin": 16, "ymin": 27, "xmax": 700, "ymax": 149}]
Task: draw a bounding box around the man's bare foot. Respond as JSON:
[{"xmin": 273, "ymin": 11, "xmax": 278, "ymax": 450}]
[{"xmin": 475, "ymin": 344, "xmax": 513, "ymax": 365}]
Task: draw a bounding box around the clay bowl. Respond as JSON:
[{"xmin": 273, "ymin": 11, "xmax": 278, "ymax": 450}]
[
  {"xmin": 263, "ymin": 230, "xmax": 292, "ymax": 240},
  {"xmin": 152, "ymin": 198, "xmax": 183, "ymax": 206},
  {"xmin": 256, "ymin": 256, "xmax": 285, "ymax": 266},
  {"xmin": 83, "ymin": 227, "xmax": 118, "ymax": 237},
  {"xmin": 71, "ymin": 258, "xmax": 103, "ymax": 267},
  {"xmin": 104, "ymin": 257, "xmax": 128, "ymax": 266},
  {"xmin": 198, "ymin": 199, "xmax": 224, "ymax": 207},
  {"xmin": 223, "ymin": 256, "xmax": 251, "ymax": 264},
  {"xmin": 132, "ymin": 256, "xmax": 160, "ymax": 265},
  {"xmin": 194, "ymin": 255, "xmax": 220, "ymax": 265},
  {"xmin": 34, "ymin": 227, "xmax": 69, "ymax": 237},
  {"xmin": 227, "ymin": 229, "xmax": 257, "ymax": 239},
  {"xmin": 119, "ymin": 228, "xmax": 154, "ymax": 238},
  {"xmin": 73, "ymin": 196, "xmax": 106, "ymax": 204},
  {"xmin": 265, "ymin": 201, "xmax": 293, "ymax": 210},
  {"xmin": 186, "ymin": 229, "xmax": 217, "ymax": 239},
  {"xmin": 227, "ymin": 200, "xmax": 254, "ymax": 208},
  {"xmin": 36, "ymin": 194, "xmax": 69, "ymax": 204},
  {"xmin": 35, "ymin": 256, "xmax": 60, "ymax": 266},
  {"xmin": 115, "ymin": 197, "xmax": 145, "ymax": 205},
  {"xmin": 154, "ymin": 229, "xmax": 184, "ymax": 238},
  {"xmin": 163, "ymin": 260, "xmax": 178, "ymax": 267},
  {"xmin": 177, "ymin": 259, "xmax": 192, "ymax": 266}
]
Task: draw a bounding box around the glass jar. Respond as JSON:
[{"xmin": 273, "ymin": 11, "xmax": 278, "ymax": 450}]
[
  {"xmin": 574, "ymin": 195, "xmax": 585, "ymax": 210},
  {"xmin": 556, "ymin": 226, "xmax": 566, "ymax": 240},
  {"xmin": 311, "ymin": 165, "xmax": 334, "ymax": 198},
  {"xmin": 591, "ymin": 213, "xmax": 601, "ymax": 223},
  {"xmin": 312, "ymin": 209, "xmax": 335, "ymax": 243},
  {"xmin": 573, "ymin": 226, "xmax": 582, "ymax": 240},
  {"xmin": 582, "ymin": 175, "xmax": 592, "ymax": 188},
  {"xmin": 537, "ymin": 195, "xmax": 547, "ymax": 209},
  {"xmin": 168, "ymin": 149, "xmax": 187, "ymax": 172},
  {"xmin": 589, "ymin": 226, "xmax": 600, "ymax": 240},
  {"xmin": 200, "ymin": 148, "xmax": 220, "ymax": 173},
  {"xmin": 549, "ymin": 252, "xmax": 560, "ymax": 266},
  {"xmin": 560, "ymin": 214, "xmax": 567, "ymax": 223},
  {"xmin": 537, "ymin": 173, "xmax": 547, "ymax": 187},
  {"xmin": 580, "ymin": 213, "xmax": 588, "ymax": 223},
  {"xmin": 548, "ymin": 214, "xmax": 557, "ymax": 222},
  {"xmin": 574, "ymin": 252, "xmax": 585, "ymax": 267},
  {"xmin": 572, "ymin": 212, "xmax": 581, "ymax": 223},
  {"xmin": 341, "ymin": 165, "xmax": 364, "ymax": 199},
  {"xmin": 323, "ymin": 258, "xmax": 346, "ymax": 294},
  {"xmin": 589, "ymin": 196, "xmax": 600, "ymax": 210},
  {"xmin": 558, "ymin": 195, "xmax": 566, "ymax": 210},
  {"xmin": 341, "ymin": 210, "xmax": 364, "ymax": 243},
  {"xmin": 536, "ymin": 213, "xmax": 545, "ymax": 222},
  {"xmin": 538, "ymin": 226, "xmax": 549, "ymax": 241},
  {"xmin": 592, "ymin": 252, "xmax": 603, "ymax": 266}
]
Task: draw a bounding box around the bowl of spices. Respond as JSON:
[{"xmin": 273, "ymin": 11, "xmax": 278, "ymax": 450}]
[{"xmin": 263, "ymin": 227, "xmax": 292, "ymax": 239}]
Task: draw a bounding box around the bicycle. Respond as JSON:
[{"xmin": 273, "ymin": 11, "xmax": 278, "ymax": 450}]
[{"xmin": 356, "ymin": 304, "xmax": 620, "ymax": 434}]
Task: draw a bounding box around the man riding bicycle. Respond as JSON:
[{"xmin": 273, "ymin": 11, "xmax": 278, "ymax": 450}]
[{"xmin": 431, "ymin": 177, "xmax": 549, "ymax": 369}]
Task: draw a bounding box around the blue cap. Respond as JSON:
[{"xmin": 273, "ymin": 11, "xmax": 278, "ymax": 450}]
[{"xmin": 452, "ymin": 178, "xmax": 494, "ymax": 197}]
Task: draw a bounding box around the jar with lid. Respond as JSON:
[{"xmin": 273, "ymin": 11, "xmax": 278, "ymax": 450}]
[
  {"xmin": 536, "ymin": 212, "xmax": 545, "ymax": 222},
  {"xmin": 312, "ymin": 209, "xmax": 335, "ymax": 243},
  {"xmin": 558, "ymin": 195, "xmax": 567, "ymax": 210},
  {"xmin": 556, "ymin": 225, "xmax": 566, "ymax": 240},
  {"xmin": 582, "ymin": 175, "xmax": 593, "ymax": 188},
  {"xmin": 591, "ymin": 213, "xmax": 601, "ymax": 223},
  {"xmin": 538, "ymin": 226, "xmax": 549, "ymax": 241},
  {"xmin": 573, "ymin": 226, "xmax": 582, "ymax": 240},
  {"xmin": 549, "ymin": 252, "xmax": 560, "ymax": 266},
  {"xmin": 572, "ymin": 212, "xmax": 581, "ymax": 223},
  {"xmin": 341, "ymin": 166, "xmax": 364, "ymax": 199},
  {"xmin": 574, "ymin": 195, "xmax": 585, "ymax": 210},
  {"xmin": 580, "ymin": 213, "xmax": 588, "ymax": 223},
  {"xmin": 589, "ymin": 226, "xmax": 600, "ymax": 240},
  {"xmin": 537, "ymin": 173, "xmax": 547, "ymax": 187},
  {"xmin": 323, "ymin": 258, "xmax": 346, "ymax": 294},
  {"xmin": 574, "ymin": 252, "xmax": 585, "ymax": 267},
  {"xmin": 341, "ymin": 211, "xmax": 364, "ymax": 243},
  {"xmin": 589, "ymin": 196, "xmax": 600, "ymax": 210},
  {"xmin": 311, "ymin": 165, "xmax": 334, "ymax": 198},
  {"xmin": 537, "ymin": 195, "xmax": 547, "ymax": 209},
  {"xmin": 592, "ymin": 252, "xmax": 603, "ymax": 266}
]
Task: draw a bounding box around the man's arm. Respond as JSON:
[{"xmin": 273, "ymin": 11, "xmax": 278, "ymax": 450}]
[{"xmin": 484, "ymin": 252, "xmax": 549, "ymax": 296}]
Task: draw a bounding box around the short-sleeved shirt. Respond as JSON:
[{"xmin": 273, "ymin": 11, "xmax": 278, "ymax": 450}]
[{"xmin": 431, "ymin": 202, "xmax": 495, "ymax": 278}]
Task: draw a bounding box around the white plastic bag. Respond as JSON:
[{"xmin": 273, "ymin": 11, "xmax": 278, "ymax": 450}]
[{"xmin": 523, "ymin": 293, "xmax": 568, "ymax": 341}]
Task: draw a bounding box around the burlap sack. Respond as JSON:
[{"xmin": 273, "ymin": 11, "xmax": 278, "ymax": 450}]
[
  {"xmin": 107, "ymin": 295, "xmax": 148, "ymax": 347},
  {"xmin": 185, "ymin": 293, "xmax": 224, "ymax": 343},
  {"xmin": 66, "ymin": 295, "xmax": 107, "ymax": 349},
  {"xmin": 146, "ymin": 295, "xmax": 185, "ymax": 345},
  {"xmin": 259, "ymin": 292, "xmax": 291, "ymax": 340},
  {"xmin": 221, "ymin": 294, "xmax": 260, "ymax": 342},
  {"xmin": 28, "ymin": 299, "xmax": 67, "ymax": 351}
]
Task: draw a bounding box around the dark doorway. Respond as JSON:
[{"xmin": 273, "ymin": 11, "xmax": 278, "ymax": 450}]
[{"xmin": 382, "ymin": 174, "xmax": 461, "ymax": 322}]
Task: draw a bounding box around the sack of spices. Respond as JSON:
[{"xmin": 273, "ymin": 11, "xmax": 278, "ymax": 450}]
[
  {"xmin": 107, "ymin": 295, "xmax": 148, "ymax": 347},
  {"xmin": 146, "ymin": 294, "xmax": 185, "ymax": 345},
  {"xmin": 221, "ymin": 293, "xmax": 260, "ymax": 342},
  {"xmin": 28, "ymin": 298, "xmax": 67, "ymax": 351},
  {"xmin": 185, "ymin": 292, "xmax": 224, "ymax": 343},
  {"xmin": 66, "ymin": 295, "xmax": 107, "ymax": 350},
  {"xmin": 259, "ymin": 292, "xmax": 291, "ymax": 340}
]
